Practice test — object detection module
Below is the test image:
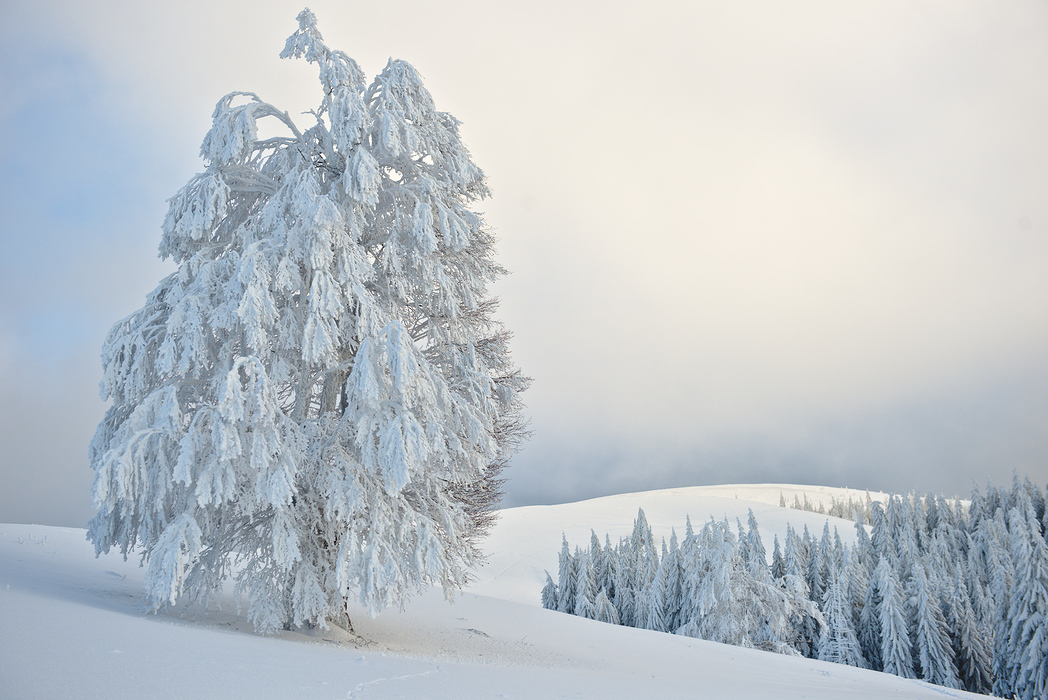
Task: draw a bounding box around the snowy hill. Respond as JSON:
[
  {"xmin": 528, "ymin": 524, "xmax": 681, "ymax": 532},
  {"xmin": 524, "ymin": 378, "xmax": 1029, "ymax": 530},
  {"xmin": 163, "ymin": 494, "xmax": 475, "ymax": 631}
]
[{"xmin": 0, "ymin": 485, "xmax": 988, "ymax": 699}]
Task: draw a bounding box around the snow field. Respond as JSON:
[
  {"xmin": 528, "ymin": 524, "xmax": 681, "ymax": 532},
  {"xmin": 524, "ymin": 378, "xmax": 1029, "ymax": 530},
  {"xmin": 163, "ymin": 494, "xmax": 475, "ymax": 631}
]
[{"xmin": 0, "ymin": 485, "xmax": 990, "ymax": 699}]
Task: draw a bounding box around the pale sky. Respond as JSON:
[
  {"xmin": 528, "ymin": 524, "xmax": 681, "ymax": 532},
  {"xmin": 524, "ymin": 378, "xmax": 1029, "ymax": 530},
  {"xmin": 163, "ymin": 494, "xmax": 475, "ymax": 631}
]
[{"xmin": 2, "ymin": 0, "xmax": 1047, "ymax": 526}]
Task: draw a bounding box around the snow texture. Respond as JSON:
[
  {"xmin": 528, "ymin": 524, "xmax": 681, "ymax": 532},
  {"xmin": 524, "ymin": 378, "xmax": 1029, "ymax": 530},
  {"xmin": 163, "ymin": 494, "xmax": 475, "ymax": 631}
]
[{"xmin": 1, "ymin": 484, "xmax": 993, "ymax": 699}]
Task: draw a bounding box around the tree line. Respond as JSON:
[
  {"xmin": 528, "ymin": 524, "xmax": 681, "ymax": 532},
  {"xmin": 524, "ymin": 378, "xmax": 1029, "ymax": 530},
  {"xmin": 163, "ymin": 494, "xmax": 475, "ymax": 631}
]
[{"xmin": 543, "ymin": 477, "xmax": 1048, "ymax": 698}]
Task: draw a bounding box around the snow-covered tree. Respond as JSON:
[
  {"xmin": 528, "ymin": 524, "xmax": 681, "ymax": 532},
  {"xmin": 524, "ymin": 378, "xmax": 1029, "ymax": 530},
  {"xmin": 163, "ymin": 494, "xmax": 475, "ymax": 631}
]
[
  {"xmin": 859, "ymin": 568, "xmax": 883, "ymax": 671},
  {"xmin": 818, "ymin": 569, "xmax": 866, "ymax": 668},
  {"xmin": 647, "ymin": 542, "xmax": 670, "ymax": 633},
  {"xmin": 770, "ymin": 535, "xmax": 785, "ymax": 580},
  {"xmin": 541, "ymin": 572, "xmax": 558, "ymax": 610},
  {"xmin": 746, "ymin": 509, "xmax": 767, "ymax": 579},
  {"xmin": 1006, "ymin": 506, "xmax": 1048, "ymax": 700},
  {"xmin": 575, "ymin": 548, "xmax": 597, "ymax": 620},
  {"xmin": 910, "ymin": 563, "xmax": 961, "ymax": 689},
  {"xmin": 874, "ymin": 556, "xmax": 915, "ymax": 679},
  {"xmin": 595, "ymin": 588, "xmax": 620, "ymax": 625},
  {"xmin": 946, "ymin": 570, "xmax": 992, "ymax": 694},
  {"xmin": 557, "ymin": 535, "xmax": 577, "ymax": 614},
  {"xmin": 87, "ymin": 9, "xmax": 527, "ymax": 634}
]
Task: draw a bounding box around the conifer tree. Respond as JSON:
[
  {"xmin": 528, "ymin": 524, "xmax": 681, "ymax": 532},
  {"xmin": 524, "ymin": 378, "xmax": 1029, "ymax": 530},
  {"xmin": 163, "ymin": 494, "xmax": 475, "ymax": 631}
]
[
  {"xmin": 746, "ymin": 509, "xmax": 767, "ymax": 578},
  {"xmin": 541, "ymin": 572, "xmax": 558, "ymax": 610},
  {"xmin": 843, "ymin": 548, "xmax": 868, "ymax": 642},
  {"xmin": 859, "ymin": 566, "xmax": 883, "ymax": 671},
  {"xmin": 818, "ymin": 569, "xmax": 866, "ymax": 668},
  {"xmin": 771, "ymin": 535, "xmax": 785, "ymax": 581},
  {"xmin": 595, "ymin": 588, "xmax": 620, "ymax": 625},
  {"xmin": 870, "ymin": 502, "xmax": 894, "ymax": 562},
  {"xmin": 87, "ymin": 9, "xmax": 527, "ymax": 633},
  {"xmin": 661, "ymin": 529, "xmax": 683, "ymax": 631},
  {"xmin": 1006, "ymin": 507, "xmax": 1048, "ymax": 700},
  {"xmin": 648, "ymin": 543, "xmax": 670, "ymax": 633},
  {"xmin": 575, "ymin": 548, "xmax": 597, "ymax": 620},
  {"xmin": 947, "ymin": 569, "xmax": 992, "ymax": 694},
  {"xmin": 988, "ymin": 510, "xmax": 1016, "ymax": 698},
  {"xmin": 874, "ymin": 556, "xmax": 915, "ymax": 679},
  {"xmin": 603, "ymin": 533, "xmax": 618, "ymax": 603},
  {"xmin": 910, "ymin": 563, "xmax": 961, "ymax": 689},
  {"xmin": 557, "ymin": 535, "xmax": 576, "ymax": 614},
  {"xmin": 614, "ymin": 538, "xmax": 636, "ymax": 627}
]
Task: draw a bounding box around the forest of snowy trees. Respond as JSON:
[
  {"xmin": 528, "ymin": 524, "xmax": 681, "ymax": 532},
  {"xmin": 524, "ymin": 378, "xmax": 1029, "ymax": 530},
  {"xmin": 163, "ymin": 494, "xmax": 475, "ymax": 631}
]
[{"xmin": 543, "ymin": 477, "xmax": 1048, "ymax": 699}]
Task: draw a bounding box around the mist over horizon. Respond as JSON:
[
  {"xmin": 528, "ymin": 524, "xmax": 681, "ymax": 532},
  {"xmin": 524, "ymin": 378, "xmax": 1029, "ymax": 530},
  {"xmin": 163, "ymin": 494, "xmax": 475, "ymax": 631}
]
[{"xmin": 2, "ymin": 1, "xmax": 1047, "ymax": 527}]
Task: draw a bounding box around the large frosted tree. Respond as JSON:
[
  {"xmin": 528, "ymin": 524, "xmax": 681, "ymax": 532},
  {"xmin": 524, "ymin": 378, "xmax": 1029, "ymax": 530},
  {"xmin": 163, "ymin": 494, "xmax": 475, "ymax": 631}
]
[{"xmin": 87, "ymin": 9, "xmax": 527, "ymax": 634}]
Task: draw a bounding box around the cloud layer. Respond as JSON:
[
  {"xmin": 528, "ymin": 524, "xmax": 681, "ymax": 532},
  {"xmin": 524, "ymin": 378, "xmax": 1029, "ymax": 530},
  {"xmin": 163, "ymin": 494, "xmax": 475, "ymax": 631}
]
[{"xmin": 2, "ymin": 1, "xmax": 1047, "ymax": 525}]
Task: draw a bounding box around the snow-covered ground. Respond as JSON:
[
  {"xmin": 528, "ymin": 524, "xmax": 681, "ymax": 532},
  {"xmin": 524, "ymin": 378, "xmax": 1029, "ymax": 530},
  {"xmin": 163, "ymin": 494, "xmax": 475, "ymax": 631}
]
[{"xmin": 0, "ymin": 484, "xmax": 988, "ymax": 699}]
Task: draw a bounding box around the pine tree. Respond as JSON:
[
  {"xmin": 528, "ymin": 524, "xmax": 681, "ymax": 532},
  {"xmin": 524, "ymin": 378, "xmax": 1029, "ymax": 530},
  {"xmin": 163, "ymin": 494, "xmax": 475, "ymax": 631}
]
[
  {"xmin": 910, "ymin": 563, "xmax": 961, "ymax": 689},
  {"xmin": 86, "ymin": 9, "xmax": 527, "ymax": 634},
  {"xmin": 541, "ymin": 571, "xmax": 558, "ymax": 610},
  {"xmin": 614, "ymin": 538, "xmax": 636, "ymax": 627},
  {"xmin": 635, "ymin": 542, "xmax": 659, "ymax": 630},
  {"xmin": 663, "ymin": 529, "xmax": 683, "ymax": 631},
  {"xmin": 595, "ymin": 588, "xmax": 620, "ymax": 625},
  {"xmin": 557, "ymin": 535, "xmax": 576, "ymax": 614},
  {"xmin": 1043, "ymin": 484, "xmax": 1048, "ymax": 537},
  {"xmin": 843, "ymin": 548, "xmax": 869, "ymax": 655},
  {"xmin": 988, "ymin": 509, "xmax": 1017, "ymax": 698},
  {"xmin": 874, "ymin": 556, "xmax": 915, "ymax": 679},
  {"xmin": 946, "ymin": 569, "xmax": 992, "ymax": 694},
  {"xmin": 746, "ymin": 509, "xmax": 767, "ymax": 578},
  {"xmin": 603, "ymin": 534, "xmax": 618, "ymax": 604},
  {"xmin": 771, "ymin": 535, "xmax": 786, "ymax": 581},
  {"xmin": 859, "ymin": 565, "xmax": 883, "ymax": 671},
  {"xmin": 784, "ymin": 523, "xmax": 818, "ymax": 657},
  {"xmin": 870, "ymin": 502, "xmax": 894, "ymax": 562},
  {"xmin": 818, "ymin": 569, "xmax": 866, "ymax": 668},
  {"xmin": 1007, "ymin": 506, "xmax": 1048, "ymax": 700},
  {"xmin": 648, "ymin": 542, "xmax": 670, "ymax": 633},
  {"xmin": 575, "ymin": 548, "xmax": 597, "ymax": 620}
]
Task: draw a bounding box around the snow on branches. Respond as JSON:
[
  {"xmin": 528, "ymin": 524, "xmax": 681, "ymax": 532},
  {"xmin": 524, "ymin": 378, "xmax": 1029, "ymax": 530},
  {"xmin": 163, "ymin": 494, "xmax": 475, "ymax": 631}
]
[
  {"xmin": 549, "ymin": 476, "xmax": 1048, "ymax": 699},
  {"xmin": 88, "ymin": 8, "xmax": 527, "ymax": 634}
]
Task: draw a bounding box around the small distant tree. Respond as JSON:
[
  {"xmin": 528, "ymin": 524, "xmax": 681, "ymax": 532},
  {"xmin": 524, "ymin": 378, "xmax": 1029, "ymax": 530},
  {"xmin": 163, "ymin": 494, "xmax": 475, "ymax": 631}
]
[
  {"xmin": 541, "ymin": 572, "xmax": 558, "ymax": 611},
  {"xmin": 87, "ymin": 9, "xmax": 527, "ymax": 634},
  {"xmin": 557, "ymin": 536, "xmax": 577, "ymax": 615},
  {"xmin": 770, "ymin": 535, "xmax": 785, "ymax": 581},
  {"xmin": 575, "ymin": 548, "xmax": 598, "ymax": 620},
  {"xmin": 595, "ymin": 588, "xmax": 620, "ymax": 625}
]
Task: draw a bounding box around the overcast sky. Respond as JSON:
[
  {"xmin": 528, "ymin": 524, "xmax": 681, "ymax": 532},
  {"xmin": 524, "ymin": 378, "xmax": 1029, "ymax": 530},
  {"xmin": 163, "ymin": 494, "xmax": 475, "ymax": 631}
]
[{"xmin": 2, "ymin": 0, "xmax": 1047, "ymax": 527}]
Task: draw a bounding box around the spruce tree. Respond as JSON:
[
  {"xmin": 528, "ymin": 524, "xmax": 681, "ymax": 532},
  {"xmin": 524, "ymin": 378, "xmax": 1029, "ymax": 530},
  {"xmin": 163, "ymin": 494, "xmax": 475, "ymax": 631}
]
[
  {"xmin": 870, "ymin": 502, "xmax": 894, "ymax": 562},
  {"xmin": 818, "ymin": 569, "xmax": 866, "ymax": 668},
  {"xmin": 1007, "ymin": 507, "xmax": 1048, "ymax": 700},
  {"xmin": 87, "ymin": 9, "xmax": 527, "ymax": 633},
  {"xmin": 874, "ymin": 556, "xmax": 916, "ymax": 679},
  {"xmin": 910, "ymin": 563, "xmax": 961, "ymax": 689},
  {"xmin": 664, "ymin": 529, "xmax": 683, "ymax": 631},
  {"xmin": 859, "ymin": 569, "xmax": 883, "ymax": 671},
  {"xmin": 575, "ymin": 548, "xmax": 597, "ymax": 620},
  {"xmin": 771, "ymin": 535, "xmax": 786, "ymax": 581},
  {"xmin": 595, "ymin": 588, "xmax": 620, "ymax": 625},
  {"xmin": 557, "ymin": 535, "xmax": 576, "ymax": 614},
  {"xmin": 746, "ymin": 509, "xmax": 767, "ymax": 578},
  {"xmin": 947, "ymin": 570, "xmax": 992, "ymax": 694},
  {"xmin": 603, "ymin": 533, "xmax": 618, "ymax": 603},
  {"xmin": 541, "ymin": 572, "xmax": 558, "ymax": 610},
  {"xmin": 648, "ymin": 544, "xmax": 670, "ymax": 633}
]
